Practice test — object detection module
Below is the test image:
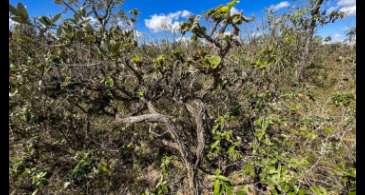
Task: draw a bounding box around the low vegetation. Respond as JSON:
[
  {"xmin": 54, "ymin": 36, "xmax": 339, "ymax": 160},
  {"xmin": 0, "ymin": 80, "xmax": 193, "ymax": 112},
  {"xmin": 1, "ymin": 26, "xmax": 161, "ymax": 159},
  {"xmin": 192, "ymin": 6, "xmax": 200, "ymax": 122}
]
[{"xmin": 9, "ymin": 0, "xmax": 355, "ymax": 194}]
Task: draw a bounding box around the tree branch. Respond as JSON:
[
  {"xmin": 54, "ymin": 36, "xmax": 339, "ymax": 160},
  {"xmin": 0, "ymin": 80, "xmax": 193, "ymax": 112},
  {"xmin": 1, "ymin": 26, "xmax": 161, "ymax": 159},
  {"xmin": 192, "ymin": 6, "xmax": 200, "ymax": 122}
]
[
  {"xmin": 115, "ymin": 100, "xmax": 198, "ymax": 194},
  {"xmin": 186, "ymin": 100, "xmax": 206, "ymax": 169},
  {"xmin": 115, "ymin": 113, "xmax": 164, "ymax": 123}
]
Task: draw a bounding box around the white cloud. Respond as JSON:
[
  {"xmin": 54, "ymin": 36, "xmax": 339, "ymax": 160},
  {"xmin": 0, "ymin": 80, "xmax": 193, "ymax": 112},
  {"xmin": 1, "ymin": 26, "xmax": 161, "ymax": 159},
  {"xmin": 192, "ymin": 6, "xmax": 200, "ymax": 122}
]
[
  {"xmin": 268, "ymin": 1, "xmax": 290, "ymax": 12},
  {"xmin": 81, "ymin": 16, "xmax": 100, "ymax": 28},
  {"xmin": 337, "ymin": 0, "xmax": 355, "ymax": 7},
  {"xmin": 230, "ymin": 7, "xmax": 241, "ymax": 15},
  {"xmin": 327, "ymin": 33, "xmax": 345, "ymax": 43},
  {"xmin": 328, "ymin": 0, "xmax": 356, "ymax": 16},
  {"xmin": 327, "ymin": 32, "xmax": 356, "ymax": 45},
  {"xmin": 340, "ymin": 5, "xmax": 356, "ymax": 16},
  {"xmin": 176, "ymin": 36, "xmax": 190, "ymax": 43},
  {"xmin": 89, "ymin": 17, "xmax": 99, "ymax": 26},
  {"xmin": 326, "ymin": 6, "xmax": 336, "ymax": 13},
  {"xmin": 9, "ymin": 18, "xmax": 18, "ymax": 31},
  {"xmin": 117, "ymin": 20, "xmax": 130, "ymax": 29},
  {"xmin": 251, "ymin": 31, "xmax": 263, "ymax": 38},
  {"xmin": 180, "ymin": 10, "xmax": 192, "ymax": 17},
  {"xmin": 134, "ymin": 30, "xmax": 143, "ymax": 38},
  {"xmin": 145, "ymin": 10, "xmax": 192, "ymax": 32}
]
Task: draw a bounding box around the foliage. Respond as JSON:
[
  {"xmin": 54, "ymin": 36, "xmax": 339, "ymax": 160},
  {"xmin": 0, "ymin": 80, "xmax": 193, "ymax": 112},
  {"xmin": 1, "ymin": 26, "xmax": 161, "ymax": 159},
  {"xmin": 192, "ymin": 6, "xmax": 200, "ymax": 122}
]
[
  {"xmin": 9, "ymin": 0, "xmax": 355, "ymax": 194},
  {"xmin": 209, "ymin": 169, "xmax": 233, "ymax": 195}
]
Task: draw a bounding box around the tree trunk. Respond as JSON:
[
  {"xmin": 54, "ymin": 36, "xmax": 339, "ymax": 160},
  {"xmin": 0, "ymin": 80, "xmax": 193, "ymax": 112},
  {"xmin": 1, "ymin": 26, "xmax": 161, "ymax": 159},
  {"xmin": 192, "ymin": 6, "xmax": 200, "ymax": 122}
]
[
  {"xmin": 298, "ymin": 30, "xmax": 313, "ymax": 82},
  {"xmin": 185, "ymin": 162, "xmax": 199, "ymax": 195},
  {"xmin": 297, "ymin": 0, "xmax": 323, "ymax": 82}
]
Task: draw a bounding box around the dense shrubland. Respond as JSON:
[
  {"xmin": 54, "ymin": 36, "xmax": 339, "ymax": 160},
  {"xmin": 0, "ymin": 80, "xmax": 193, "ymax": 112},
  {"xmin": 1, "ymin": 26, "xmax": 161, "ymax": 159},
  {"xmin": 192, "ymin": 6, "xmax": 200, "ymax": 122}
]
[{"xmin": 9, "ymin": 0, "xmax": 355, "ymax": 194}]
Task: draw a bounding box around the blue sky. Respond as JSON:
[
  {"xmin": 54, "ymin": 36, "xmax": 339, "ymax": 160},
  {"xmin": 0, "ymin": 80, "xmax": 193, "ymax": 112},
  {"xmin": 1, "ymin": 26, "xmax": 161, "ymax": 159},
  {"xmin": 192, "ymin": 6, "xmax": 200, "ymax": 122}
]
[{"xmin": 10, "ymin": 0, "xmax": 356, "ymax": 42}]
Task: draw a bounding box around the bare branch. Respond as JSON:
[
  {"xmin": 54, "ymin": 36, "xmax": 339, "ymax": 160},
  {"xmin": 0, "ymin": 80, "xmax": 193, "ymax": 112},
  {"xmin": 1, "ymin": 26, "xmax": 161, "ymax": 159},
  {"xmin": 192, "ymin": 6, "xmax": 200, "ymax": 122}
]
[
  {"xmin": 102, "ymin": 0, "xmax": 114, "ymax": 27},
  {"xmin": 62, "ymin": 1, "xmax": 78, "ymax": 15},
  {"xmin": 210, "ymin": 21, "xmax": 221, "ymax": 37},
  {"xmin": 115, "ymin": 101, "xmax": 198, "ymax": 194},
  {"xmin": 115, "ymin": 113, "xmax": 165, "ymax": 124},
  {"xmin": 186, "ymin": 100, "xmax": 206, "ymax": 169}
]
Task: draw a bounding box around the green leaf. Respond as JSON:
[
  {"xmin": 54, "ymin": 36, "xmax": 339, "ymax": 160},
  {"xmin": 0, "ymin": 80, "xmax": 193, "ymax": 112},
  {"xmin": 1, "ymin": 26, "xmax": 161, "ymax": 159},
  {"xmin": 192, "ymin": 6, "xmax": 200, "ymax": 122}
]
[
  {"xmin": 310, "ymin": 186, "xmax": 328, "ymax": 195},
  {"xmin": 349, "ymin": 190, "xmax": 356, "ymax": 195},
  {"xmin": 225, "ymin": 184, "xmax": 234, "ymax": 195},
  {"xmin": 215, "ymin": 175, "xmax": 231, "ymax": 182},
  {"xmin": 217, "ymin": 6, "xmax": 229, "ymax": 14},
  {"xmin": 38, "ymin": 16, "xmax": 52, "ymax": 27},
  {"xmin": 242, "ymin": 163, "xmax": 256, "ymax": 176},
  {"xmin": 204, "ymin": 55, "xmax": 221, "ymax": 69},
  {"xmin": 213, "ymin": 180, "xmax": 221, "ymax": 195},
  {"xmin": 10, "ymin": 3, "xmax": 30, "ymax": 24},
  {"xmin": 132, "ymin": 55, "xmax": 141, "ymax": 63},
  {"xmin": 156, "ymin": 55, "xmax": 166, "ymax": 64},
  {"xmin": 210, "ymin": 140, "xmax": 221, "ymax": 154},
  {"xmin": 98, "ymin": 161, "xmax": 110, "ymax": 175},
  {"xmin": 297, "ymin": 189, "xmax": 306, "ymax": 195},
  {"xmin": 137, "ymin": 90, "xmax": 145, "ymax": 98},
  {"xmin": 255, "ymin": 129, "xmax": 266, "ymax": 141},
  {"xmin": 31, "ymin": 189, "xmax": 39, "ymax": 195},
  {"xmin": 16, "ymin": 3, "xmax": 29, "ymax": 20},
  {"xmin": 129, "ymin": 9, "xmax": 139, "ymax": 16},
  {"xmin": 109, "ymin": 40, "xmax": 121, "ymax": 54},
  {"xmin": 237, "ymin": 185, "xmax": 253, "ymax": 195},
  {"xmin": 232, "ymin": 15, "xmax": 242, "ymax": 23},
  {"xmin": 227, "ymin": 0, "xmax": 240, "ymax": 10},
  {"xmin": 9, "ymin": 4, "xmax": 19, "ymax": 16},
  {"xmin": 104, "ymin": 77, "xmax": 114, "ymax": 87},
  {"xmin": 52, "ymin": 13, "xmax": 62, "ymax": 23},
  {"xmin": 236, "ymin": 191, "xmax": 247, "ymax": 195},
  {"xmin": 344, "ymin": 168, "xmax": 356, "ymax": 177}
]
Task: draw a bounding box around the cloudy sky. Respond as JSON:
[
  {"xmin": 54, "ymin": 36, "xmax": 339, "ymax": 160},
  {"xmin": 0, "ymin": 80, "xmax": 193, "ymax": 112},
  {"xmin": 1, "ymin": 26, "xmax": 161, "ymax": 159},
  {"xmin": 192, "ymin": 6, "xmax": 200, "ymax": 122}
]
[{"xmin": 10, "ymin": 0, "xmax": 356, "ymax": 42}]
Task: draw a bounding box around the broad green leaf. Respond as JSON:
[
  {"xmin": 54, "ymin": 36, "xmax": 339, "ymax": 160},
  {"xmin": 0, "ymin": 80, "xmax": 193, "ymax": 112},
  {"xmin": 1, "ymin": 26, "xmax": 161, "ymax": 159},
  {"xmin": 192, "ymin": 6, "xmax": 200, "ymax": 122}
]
[
  {"xmin": 344, "ymin": 168, "xmax": 356, "ymax": 177},
  {"xmin": 215, "ymin": 175, "xmax": 231, "ymax": 182},
  {"xmin": 213, "ymin": 180, "xmax": 221, "ymax": 195},
  {"xmin": 16, "ymin": 3, "xmax": 29, "ymax": 20},
  {"xmin": 217, "ymin": 6, "xmax": 229, "ymax": 14},
  {"xmin": 155, "ymin": 55, "xmax": 166, "ymax": 65},
  {"xmin": 38, "ymin": 16, "xmax": 52, "ymax": 27},
  {"xmin": 132, "ymin": 55, "xmax": 141, "ymax": 63},
  {"xmin": 204, "ymin": 55, "xmax": 221, "ymax": 69},
  {"xmin": 255, "ymin": 129, "xmax": 266, "ymax": 141},
  {"xmin": 10, "ymin": 3, "xmax": 31, "ymax": 24}
]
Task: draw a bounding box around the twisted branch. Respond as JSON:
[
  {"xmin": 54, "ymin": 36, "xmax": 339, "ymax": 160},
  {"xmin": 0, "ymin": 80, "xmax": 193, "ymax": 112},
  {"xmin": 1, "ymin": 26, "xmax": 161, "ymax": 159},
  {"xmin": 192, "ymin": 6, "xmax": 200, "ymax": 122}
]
[{"xmin": 186, "ymin": 100, "xmax": 206, "ymax": 169}]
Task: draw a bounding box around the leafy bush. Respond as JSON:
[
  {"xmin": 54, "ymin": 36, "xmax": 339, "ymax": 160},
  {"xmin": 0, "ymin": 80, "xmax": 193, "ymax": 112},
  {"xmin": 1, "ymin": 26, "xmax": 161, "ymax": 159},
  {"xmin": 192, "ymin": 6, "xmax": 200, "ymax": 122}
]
[{"xmin": 9, "ymin": 0, "xmax": 355, "ymax": 194}]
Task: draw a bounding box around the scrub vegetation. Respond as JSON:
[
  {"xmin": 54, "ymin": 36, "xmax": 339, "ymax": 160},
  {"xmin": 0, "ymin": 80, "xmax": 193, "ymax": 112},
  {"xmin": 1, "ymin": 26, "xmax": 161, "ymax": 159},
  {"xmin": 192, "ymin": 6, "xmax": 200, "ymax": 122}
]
[{"xmin": 9, "ymin": 0, "xmax": 355, "ymax": 194}]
